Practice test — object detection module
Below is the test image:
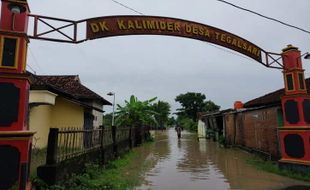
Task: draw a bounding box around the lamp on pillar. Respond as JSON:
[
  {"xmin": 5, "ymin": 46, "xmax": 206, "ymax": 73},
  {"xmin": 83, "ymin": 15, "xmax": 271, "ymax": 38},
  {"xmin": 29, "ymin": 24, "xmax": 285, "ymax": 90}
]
[
  {"xmin": 107, "ymin": 92, "xmax": 116, "ymax": 127},
  {"xmin": 303, "ymin": 52, "xmax": 310, "ymax": 60},
  {"xmin": 9, "ymin": 3, "xmax": 26, "ymax": 30}
]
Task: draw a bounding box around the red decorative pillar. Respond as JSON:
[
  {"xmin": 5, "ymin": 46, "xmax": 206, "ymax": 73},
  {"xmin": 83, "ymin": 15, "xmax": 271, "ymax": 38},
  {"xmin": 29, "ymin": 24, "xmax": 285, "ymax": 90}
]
[
  {"xmin": 0, "ymin": 0, "xmax": 34, "ymax": 189},
  {"xmin": 279, "ymin": 45, "xmax": 310, "ymax": 169}
]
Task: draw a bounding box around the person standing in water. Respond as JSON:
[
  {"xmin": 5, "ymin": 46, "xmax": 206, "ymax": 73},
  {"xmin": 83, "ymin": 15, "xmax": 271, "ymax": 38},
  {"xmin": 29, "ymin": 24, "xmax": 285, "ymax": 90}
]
[{"xmin": 175, "ymin": 125, "xmax": 182, "ymax": 139}]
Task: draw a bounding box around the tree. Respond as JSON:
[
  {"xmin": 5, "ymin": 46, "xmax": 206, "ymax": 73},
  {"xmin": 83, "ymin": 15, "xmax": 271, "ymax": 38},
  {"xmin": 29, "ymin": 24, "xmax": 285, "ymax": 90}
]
[
  {"xmin": 151, "ymin": 101, "xmax": 171, "ymax": 129},
  {"xmin": 204, "ymin": 100, "xmax": 221, "ymax": 113},
  {"xmin": 102, "ymin": 113, "xmax": 112, "ymax": 127},
  {"xmin": 175, "ymin": 92, "xmax": 220, "ymax": 121},
  {"xmin": 115, "ymin": 95, "xmax": 158, "ymax": 127},
  {"xmin": 167, "ymin": 116, "xmax": 176, "ymax": 127}
]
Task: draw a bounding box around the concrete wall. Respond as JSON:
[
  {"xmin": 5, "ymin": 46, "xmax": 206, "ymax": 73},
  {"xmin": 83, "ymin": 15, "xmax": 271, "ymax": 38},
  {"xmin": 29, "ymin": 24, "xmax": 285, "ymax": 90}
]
[
  {"xmin": 91, "ymin": 101, "xmax": 103, "ymax": 128},
  {"xmin": 197, "ymin": 119, "xmax": 206, "ymax": 138}
]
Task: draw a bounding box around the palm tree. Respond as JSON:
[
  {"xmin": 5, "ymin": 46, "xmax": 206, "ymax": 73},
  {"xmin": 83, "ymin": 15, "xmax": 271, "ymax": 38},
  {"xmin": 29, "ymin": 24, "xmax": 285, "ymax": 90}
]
[{"xmin": 115, "ymin": 95, "xmax": 158, "ymax": 127}]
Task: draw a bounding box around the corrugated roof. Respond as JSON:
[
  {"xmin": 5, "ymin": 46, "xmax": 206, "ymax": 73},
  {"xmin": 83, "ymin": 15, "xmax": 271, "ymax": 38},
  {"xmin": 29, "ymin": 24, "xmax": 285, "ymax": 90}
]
[
  {"xmin": 31, "ymin": 74, "xmax": 112, "ymax": 106},
  {"xmin": 244, "ymin": 78, "xmax": 310, "ymax": 108}
]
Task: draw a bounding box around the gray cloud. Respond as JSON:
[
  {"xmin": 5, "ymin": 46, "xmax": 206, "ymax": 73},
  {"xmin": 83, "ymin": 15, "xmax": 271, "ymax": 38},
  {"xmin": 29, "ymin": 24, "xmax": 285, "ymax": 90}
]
[{"xmin": 27, "ymin": 0, "xmax": 310, "ymax": 113}]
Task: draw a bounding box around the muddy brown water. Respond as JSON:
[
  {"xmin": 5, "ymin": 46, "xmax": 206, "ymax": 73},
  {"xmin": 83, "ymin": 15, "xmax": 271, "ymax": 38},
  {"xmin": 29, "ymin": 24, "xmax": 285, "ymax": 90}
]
[{"xmin": 132, "ymin": 129, "xmax": 310, "ymax": 190}]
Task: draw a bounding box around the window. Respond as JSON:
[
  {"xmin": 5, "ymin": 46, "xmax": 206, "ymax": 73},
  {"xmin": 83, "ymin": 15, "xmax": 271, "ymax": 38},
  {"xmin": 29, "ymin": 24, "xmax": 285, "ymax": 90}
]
[
  {"xmin": 286, "ymin": 73, "xmax": 294, "ymax": 91},
  {"xmin": 0, "ymin": 37, "xmax": 18, "ymax": 68},
  {"xmin": 298, "ymin": 73, "xmax": 305, "ymax": 90}
]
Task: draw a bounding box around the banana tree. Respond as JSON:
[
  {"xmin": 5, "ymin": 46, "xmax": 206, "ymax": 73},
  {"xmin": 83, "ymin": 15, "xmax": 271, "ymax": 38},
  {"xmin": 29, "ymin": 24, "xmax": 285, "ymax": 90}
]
[{"xmin": 115, "ymin": 95, "xmax": 158, "ymax": 127}]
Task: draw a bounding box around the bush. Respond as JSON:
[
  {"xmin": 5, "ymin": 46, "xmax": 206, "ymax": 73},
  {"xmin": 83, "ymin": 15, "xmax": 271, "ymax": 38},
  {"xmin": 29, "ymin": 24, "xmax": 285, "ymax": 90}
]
[
  {"xmin": 178, "ymin": 117, "xmax": 197, "ymax": 132},
  {"xmin": 218, "ymin": 135, "xmax": 227, "ymax": 147}
]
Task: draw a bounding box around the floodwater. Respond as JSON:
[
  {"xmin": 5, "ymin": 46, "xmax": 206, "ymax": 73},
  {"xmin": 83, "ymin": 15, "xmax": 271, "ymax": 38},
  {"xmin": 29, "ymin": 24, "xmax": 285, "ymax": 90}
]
[{"xmin": 132, "ymin": 129, "xmax": 310, "ymax": 190}]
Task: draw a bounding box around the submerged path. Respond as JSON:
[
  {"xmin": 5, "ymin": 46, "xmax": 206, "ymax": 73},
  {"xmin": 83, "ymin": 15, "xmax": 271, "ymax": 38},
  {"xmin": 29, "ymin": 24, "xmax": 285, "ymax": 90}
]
[{"xmin": 132, "ymin": 129, "xmax": 310, "ymax": 190}]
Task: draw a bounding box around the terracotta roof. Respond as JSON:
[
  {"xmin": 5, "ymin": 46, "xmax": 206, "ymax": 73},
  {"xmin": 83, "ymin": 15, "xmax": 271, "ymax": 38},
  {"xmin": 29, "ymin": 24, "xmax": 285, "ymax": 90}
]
[
  {"xmin": 31, "ymin": 74, "xmax": 112, "ymax": 106},
  {"xmin": 244, "ymin": 78, "xmax": 310, "ymax": 108}
]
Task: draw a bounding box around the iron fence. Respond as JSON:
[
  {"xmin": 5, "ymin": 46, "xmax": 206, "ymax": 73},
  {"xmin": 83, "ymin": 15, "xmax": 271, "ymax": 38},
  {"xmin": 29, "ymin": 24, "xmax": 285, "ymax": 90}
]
[
  {"xmin": 56, "ymin": 128, "xmax": 102, "ymax": 162},
  {"xmin": 46, "ymin": 127, "xmax": 110, "ymax": 164},
  {"xmin": 44, "ymin": 126, "xmax": 148, "ymax": 165}
]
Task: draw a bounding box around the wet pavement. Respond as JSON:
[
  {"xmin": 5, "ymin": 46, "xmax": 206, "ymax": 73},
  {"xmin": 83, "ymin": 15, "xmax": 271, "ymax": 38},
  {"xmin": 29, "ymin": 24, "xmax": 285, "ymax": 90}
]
[{"xmin": 133, "ymin": 129, "xmax": 310, "ymax": 190}]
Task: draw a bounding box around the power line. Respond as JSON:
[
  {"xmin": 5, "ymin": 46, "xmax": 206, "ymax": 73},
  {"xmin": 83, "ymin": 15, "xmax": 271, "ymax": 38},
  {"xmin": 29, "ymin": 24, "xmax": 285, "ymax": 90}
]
[
  {"xmin": 28, "ymin": 47, "xmax": 43, "ymax": 73},
  {"xmin": 216, "ymin": 0, "xmax": 310, "ymax": 35},
  {"xmin": 26, "ymin": 64, "xmax": 36, "ymax": 74},
  {"xmin": 110, "ymin": 0, "xmax": 143, "ymax": 15},
  {"xmin": 207, "ymin": 43, "xmax": 254, "ymax": 62}
]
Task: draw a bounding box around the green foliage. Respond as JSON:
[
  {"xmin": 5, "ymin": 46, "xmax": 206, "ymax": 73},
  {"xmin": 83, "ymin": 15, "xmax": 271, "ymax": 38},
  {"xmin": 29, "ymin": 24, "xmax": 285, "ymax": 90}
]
[
  {"xmin": 175, "ymin": 92, "xmax": 220, "ymax": 121},
  {"xmin": 167, "ymin": 116, "xmax": 176, "ymax": 127},
  {"xmin": 30, "ymin": 148, "xmax": 47, "ymax": 177},
  {"xmin": 177, "ymin": 116, "xmax": 197, "ymax": 132},
  {"xmin": 151, "ymin": 100, "xmax": 171, "ymax": 129},
  {"xmin": 33, "ymin": 152, "xmax": 142, "ymax": 190},
  {"xmin": 218, "ymin": 135, "xmax": 227, "ymax": 147},
  {"xmin": 64, "ymin": 152, "xmax": 140, "ymax": 190},
  {"xmin": 31, "ymin": 176, "xmax": 65, "ymax": 190},
  {"xmin": 115, "ymin": 95, "xmax": 158, "ymax": 127},
  {"xmin": 204, "ymin": 100, "xmax": 221, "ymax": 113},
  {"xmin": 102, "ymin": 113, "xmax": 112, "ymax": 127},
  {"xmin": 247, "ymin": 157, "xmax": 310, "ymax": 182}
]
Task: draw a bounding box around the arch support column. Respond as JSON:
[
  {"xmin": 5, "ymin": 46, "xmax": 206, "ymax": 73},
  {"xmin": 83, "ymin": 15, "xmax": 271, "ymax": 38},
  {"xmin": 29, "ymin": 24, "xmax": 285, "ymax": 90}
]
[
  {"xmin": 279, "ymin": 45, "xmax": 310, "ymax": 170},
  {"xmin": 0, "ymin": 0, "xmax": 34, "ymax": 189}
]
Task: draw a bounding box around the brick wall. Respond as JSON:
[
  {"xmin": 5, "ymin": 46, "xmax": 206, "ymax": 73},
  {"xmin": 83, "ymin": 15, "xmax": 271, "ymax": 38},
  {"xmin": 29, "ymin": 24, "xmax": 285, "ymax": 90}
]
[
  {"xmin": 243, "ymin": 107, "xmax": 280, "ymax": 158},
  {"xmin": 224, "ymin": 114, "xmax": 235, "ymax": 145},
  {"xmin": 224, "ymin": 106, "xmax": 280, "ymax": 159}
]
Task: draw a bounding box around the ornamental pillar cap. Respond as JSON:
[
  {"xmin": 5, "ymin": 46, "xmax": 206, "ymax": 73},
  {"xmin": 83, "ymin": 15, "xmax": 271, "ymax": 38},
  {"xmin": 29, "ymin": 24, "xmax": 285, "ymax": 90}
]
[{"xmin": 282, "ymin": 44, "xmax": 299, "ymax": 53}]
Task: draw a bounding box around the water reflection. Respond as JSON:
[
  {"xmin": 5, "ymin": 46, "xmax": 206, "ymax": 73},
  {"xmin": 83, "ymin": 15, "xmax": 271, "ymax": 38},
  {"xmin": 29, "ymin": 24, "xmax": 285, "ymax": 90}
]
[{"xmin": 134, "ymin": 129, "xmax": 310, "ymax": 190}]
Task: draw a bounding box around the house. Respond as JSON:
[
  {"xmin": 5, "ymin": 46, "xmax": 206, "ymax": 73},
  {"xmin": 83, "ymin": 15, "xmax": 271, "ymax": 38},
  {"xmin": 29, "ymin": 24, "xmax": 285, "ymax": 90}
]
[
  {"xmin": 29, "ymin": 74, "xmax": 112, "ymax": 148},
  {"xmin": 198, "ymin": 78, "xmax": 310, "ymax": 159}
]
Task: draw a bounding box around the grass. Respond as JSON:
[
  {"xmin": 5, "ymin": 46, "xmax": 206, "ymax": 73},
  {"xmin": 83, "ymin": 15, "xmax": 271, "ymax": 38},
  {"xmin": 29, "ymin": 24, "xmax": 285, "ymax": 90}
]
[
  {"xmin": 65, "ymin": 152, "xmax": 140, "ymax": 190},
  {"xmin": 33, "ymin": 149, "xmax": 150, "ymax": 190},
  {"xmin": 30, "ymin": 148, "xmax": 47, "ymax": 177},
  {"xmin": 247, "ymin": 157, "xmax": 310, "ymax": 182}
]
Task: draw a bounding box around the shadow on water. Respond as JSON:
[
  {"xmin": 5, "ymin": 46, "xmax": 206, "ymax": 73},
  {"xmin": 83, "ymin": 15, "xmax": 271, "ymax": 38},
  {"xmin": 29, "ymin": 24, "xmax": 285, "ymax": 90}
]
[{"xmin": 134, "ymin": 129, "xmax": 310, "ymax": 190}]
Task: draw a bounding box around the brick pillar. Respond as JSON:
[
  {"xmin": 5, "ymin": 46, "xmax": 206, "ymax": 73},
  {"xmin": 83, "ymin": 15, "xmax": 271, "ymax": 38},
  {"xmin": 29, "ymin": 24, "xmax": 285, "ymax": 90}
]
[
  {"xmin": 0, "ymin": 0, "xmax": 34, "ymax": 189},
  {"xmin": 279, "ymin": 45, "xmax": 310, "ymax": 170}
]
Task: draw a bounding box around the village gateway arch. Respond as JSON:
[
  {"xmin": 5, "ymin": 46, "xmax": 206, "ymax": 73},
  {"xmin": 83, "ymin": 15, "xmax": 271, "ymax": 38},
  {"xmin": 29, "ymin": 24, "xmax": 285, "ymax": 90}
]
[{"xmin": 0, "ymin": 0, "xmax": 310, "ymax": 189}]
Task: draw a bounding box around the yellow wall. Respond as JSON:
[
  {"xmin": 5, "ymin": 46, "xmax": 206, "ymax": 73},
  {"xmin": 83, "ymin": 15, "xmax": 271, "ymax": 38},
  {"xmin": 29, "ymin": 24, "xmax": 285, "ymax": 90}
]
[
  {"xmin": 50, "ymin": 97, "xmax": 84, "ymax": 129},
  {"xmin": 29, "ymin": 96, "xmax": 84, "ymax": 148},
  {"xmin": 29, "ymin": 105, "xmax": 52, "ymax": 149}
]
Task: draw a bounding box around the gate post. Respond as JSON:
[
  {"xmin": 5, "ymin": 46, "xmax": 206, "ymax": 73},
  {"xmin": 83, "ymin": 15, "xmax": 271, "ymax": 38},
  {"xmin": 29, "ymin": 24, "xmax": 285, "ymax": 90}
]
[
  {"xmin": 0, "ymin": 0, "xmax": 34, "ymax": 189},
  {"xmin": 279, "ymin": 45, "xmax": 310, "ymax": 171}
]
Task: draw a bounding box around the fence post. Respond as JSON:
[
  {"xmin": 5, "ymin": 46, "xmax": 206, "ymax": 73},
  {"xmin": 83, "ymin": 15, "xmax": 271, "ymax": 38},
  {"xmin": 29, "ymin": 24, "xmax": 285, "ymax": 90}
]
[
  {"xmin": 112, "ymin": 125, "xmax": 118, "ymax": 157},
  {"xmin": 129, "ymin": 127, "xmax": 133, "ymax": 149},
  {"xmin": 99, "ymin": 125, "xmax": 105, "ymax": 164},
  {"xmin": 46, "ymin": 128, "xmax": 59, "ymax": 165}
]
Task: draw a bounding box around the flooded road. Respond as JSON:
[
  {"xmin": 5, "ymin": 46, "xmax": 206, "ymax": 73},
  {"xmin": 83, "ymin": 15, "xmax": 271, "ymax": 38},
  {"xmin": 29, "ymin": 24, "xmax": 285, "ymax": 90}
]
[{"xmin": 133, "ymin": 129, "xmax": 310, "ymax": 190}]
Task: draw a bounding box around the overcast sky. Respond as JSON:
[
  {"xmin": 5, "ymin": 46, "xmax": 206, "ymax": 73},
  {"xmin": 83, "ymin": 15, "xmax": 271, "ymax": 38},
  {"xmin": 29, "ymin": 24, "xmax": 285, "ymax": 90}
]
[{"xmin": 26, "ymin": 0, "xmax": 310, "ymax": 114}]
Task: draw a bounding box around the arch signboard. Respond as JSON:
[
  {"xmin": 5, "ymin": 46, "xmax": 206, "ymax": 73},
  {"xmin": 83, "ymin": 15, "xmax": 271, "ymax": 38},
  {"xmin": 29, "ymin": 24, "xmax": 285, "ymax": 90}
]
[{"xmin": 86, "ymin": 16, "xmax": 262, "ymax": 63}]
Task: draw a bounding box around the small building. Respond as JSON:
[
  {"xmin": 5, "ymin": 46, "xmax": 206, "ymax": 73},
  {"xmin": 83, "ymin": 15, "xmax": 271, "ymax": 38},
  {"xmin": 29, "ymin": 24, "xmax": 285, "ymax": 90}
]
[
  {"xmin": 198, "ymin": 110, "xmax": 232, "ymax": 141},
  {"xmin": 29, "ymin": 74, "xmax": 111, "ymax": 149},
  {"xmin": 198, "ymin": 78, "xmax": 310, "ymax": 159}
]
